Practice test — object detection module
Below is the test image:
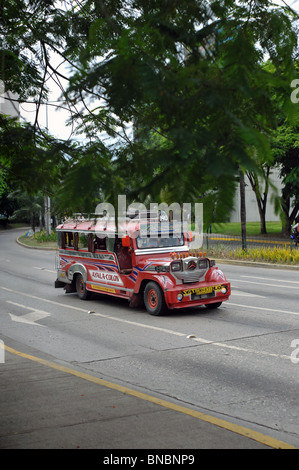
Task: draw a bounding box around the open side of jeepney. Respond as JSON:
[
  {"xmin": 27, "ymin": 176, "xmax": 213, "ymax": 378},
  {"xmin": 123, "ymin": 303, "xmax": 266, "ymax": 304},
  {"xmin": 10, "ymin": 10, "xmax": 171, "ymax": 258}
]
[{"xmin": 55, "ymin": 212, "xmax": 231, "ymax": 315}]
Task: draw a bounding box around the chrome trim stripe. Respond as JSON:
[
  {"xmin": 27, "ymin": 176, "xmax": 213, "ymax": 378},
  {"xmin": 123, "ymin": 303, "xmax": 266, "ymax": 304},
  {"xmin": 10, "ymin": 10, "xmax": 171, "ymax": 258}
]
[
  {"xmin": 58, "ymin": 249, "xmax": 115, "ymax": 261},
  {"xmin": 134, "ymin": 246, "xmax": 189, "ymax": 255}
]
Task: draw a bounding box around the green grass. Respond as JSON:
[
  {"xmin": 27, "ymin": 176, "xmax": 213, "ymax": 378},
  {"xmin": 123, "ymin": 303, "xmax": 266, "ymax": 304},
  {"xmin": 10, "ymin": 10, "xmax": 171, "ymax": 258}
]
[
  {"xmin": 18, "ymin": 233, "xmax": 57, "ymax": 250},
  {"xmin": 210, "ymin": 221, "xmax": 284, "ymax": 237}
]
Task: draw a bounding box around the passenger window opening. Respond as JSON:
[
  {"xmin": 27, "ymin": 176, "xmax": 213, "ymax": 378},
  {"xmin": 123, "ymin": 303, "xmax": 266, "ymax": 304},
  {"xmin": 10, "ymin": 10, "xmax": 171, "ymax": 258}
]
[
  {"xmin": 58, "ymin": 231, "xmax": 106, "ymax": 253},
  {"xmin": 94, "ymin": 235, "xmax": 107, "ymax": 251},
  {"xmin": 78, "ymin": 233, "xmax": 88, "ymax": 250},
  {"xmin": 61, "ymin": 232, "xmax": 74, "ymax": 249},
  {"xmin": 114, "ymin": 237, "xmax": 132, "ymax": 273}
]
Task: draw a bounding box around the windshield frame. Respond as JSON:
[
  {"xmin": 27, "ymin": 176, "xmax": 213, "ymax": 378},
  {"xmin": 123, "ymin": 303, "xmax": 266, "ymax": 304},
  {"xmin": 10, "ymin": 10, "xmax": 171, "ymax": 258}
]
[{"xmin": 136, "ymin": 232, "xmax": 185, "ymax": 250}]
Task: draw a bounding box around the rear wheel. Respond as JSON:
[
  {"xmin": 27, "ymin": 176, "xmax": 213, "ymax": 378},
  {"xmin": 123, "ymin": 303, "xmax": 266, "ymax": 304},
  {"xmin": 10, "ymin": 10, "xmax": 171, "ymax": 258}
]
[
  {"xmin": 75, "ymin": 274, "xmax": 91, "ymax": 300},
  {"xmin": 144, "ymin": 282, "xmax": 165, "ymax": 316}
]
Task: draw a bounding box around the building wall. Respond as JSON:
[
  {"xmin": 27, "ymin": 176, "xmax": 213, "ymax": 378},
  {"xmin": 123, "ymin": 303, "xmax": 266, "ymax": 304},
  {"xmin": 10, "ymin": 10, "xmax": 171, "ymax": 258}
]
[{"xmin": 230, "ymin": 168, "xmax": 283, "ymax": 222}]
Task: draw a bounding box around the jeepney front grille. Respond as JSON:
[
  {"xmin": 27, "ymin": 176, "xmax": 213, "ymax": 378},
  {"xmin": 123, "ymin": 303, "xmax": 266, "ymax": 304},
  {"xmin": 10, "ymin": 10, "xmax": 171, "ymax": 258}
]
[
  {"xmin": 174, "ymin": 270, "xmax": 206, "ymax": 283},
  {"xmin": 171, "ymin": 257, "xmax": 209, "ymax": 284}
]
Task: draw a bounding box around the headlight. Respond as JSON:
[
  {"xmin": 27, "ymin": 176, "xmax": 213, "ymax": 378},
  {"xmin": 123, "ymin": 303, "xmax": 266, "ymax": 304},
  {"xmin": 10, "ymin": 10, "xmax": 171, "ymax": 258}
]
[
  {"xmin": 198, "ymin": 258, "xmax": 209, "ymax": 269},
  {"xmin": 171, "ymin": 260, "xmax": 182, "ymax": 272},
  {"xmin": 155, "ymin": 265, "xmax": 170, "ymax": 273},
  {"xmin": 177, "ymin": 293, "xmax": 183, "ymax": 301},
  {"xmin": 221, "ymin": 287, "xmax": 227, "ymax": 294}
]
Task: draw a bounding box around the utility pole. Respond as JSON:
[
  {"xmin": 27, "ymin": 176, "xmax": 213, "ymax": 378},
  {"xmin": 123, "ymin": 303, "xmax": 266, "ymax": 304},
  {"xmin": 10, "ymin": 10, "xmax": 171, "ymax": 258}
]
[
  {"xmin": 239, "ymin": 168, "xmax": 247, "ymax": 251},
  {"xmin": 44, "ymin": 101, "xmax": 51, "ymax": 236}
]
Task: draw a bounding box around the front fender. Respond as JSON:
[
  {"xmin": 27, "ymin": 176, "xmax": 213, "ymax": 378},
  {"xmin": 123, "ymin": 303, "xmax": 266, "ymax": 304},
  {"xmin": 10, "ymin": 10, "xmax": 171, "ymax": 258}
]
[
  {"xmin": 205, "ymin": 266, "xmax": 228, "ymax": 283},
  {"xmin": 152, "ymin": 274, "xmax": 174, "ymax": 291},
  {"xmin": 134, "ymin": 272, "xmax": 174, "ymax": 294}
]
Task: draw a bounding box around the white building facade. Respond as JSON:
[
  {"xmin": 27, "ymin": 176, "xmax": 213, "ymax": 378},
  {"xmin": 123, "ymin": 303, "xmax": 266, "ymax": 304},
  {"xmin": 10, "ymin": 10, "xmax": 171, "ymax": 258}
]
[
  {"xmin": 230, "ymin": 168, "xmax": 283, "ymax": 223},
  {"xmin": 0, "ymin": 80, "xmax": 19, "ymax": 118}
]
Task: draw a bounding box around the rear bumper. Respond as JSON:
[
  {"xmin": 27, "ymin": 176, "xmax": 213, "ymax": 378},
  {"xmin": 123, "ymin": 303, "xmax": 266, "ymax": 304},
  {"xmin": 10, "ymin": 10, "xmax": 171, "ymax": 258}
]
[
  {"xmin": 55, "ymin": 279, "xmax": 65, "ymax": 288},
  {"xmin": 55, "ymin": 270, "xmax": 72, "ymax": 287},
  {"xmin": 165, "ymin": 282, "xmax": 231, "ymax": 309}
]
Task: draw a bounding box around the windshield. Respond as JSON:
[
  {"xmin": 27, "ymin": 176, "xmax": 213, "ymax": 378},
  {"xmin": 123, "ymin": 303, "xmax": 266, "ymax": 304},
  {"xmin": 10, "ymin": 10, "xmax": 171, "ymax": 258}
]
[{"xmin": 136, "ymin": 233, "xmax": 184, "ymax": 249}]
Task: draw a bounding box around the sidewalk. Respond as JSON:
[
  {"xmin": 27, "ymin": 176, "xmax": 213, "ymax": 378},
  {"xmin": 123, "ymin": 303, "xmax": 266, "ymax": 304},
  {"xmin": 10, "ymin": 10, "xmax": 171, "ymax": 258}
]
[{"xmin": 0, "ymin": 338, "xmax": 292, "ymax": 450}]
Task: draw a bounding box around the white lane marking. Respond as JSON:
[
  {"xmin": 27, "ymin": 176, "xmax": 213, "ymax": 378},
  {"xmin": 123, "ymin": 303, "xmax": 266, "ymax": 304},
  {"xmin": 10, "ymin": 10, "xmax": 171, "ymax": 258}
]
[
  {"xmin": 230, "ymin": 278, "xmax": 299, "ymax": 289},
  {"xmin": 88, "ymin": 313, "xmax": 291, "ymax": 359},
  {"xmin": 228, "ymin": 301, "xmax": 299, "ymax": 316},
  {"xmin": 0, "ymin": 286, "xmax": 295, "ymax": 361},
  {"xmin": 1, "ymin": 285, "xmax": 298, "ymax": 318},
  {"xmin": 191, "ymin": 336, "xmax": 290, "ymax": 359},
  {"xmin": 33, "ymin": 266, "xmax": 56, "ymax": 273},
  {"xmin": 241, "ymin": 275, "xmax": 299, "ymax": 284},
  {"xmin": 230, "ymin": 289, "xmax": 265, "ymax": 298},
  {"xmin": 7, "ymin": 301, "xmax": 51, "ymax": 326},
  {"xmin": 0, "ymin": 286, "xmax": 86, "ymax": 312}
]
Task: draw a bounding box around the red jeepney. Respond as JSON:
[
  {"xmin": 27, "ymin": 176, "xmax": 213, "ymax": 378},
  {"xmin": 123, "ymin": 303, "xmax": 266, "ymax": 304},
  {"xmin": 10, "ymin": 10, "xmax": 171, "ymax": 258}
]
[{"xmin": 55, "ymin": 213, "xmax": 231, "ymax": 315}]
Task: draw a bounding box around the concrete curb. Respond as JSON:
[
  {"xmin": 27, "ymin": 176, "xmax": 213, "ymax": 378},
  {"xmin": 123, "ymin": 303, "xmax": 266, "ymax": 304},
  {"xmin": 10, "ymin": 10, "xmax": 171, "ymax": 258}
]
[
  {"xmin": 16, "ymin": 236, "xmax": 56, "ymax": 251},
  {"xmin": 214, "ymin": 258, "xmax": 299, "ymax": 270}
]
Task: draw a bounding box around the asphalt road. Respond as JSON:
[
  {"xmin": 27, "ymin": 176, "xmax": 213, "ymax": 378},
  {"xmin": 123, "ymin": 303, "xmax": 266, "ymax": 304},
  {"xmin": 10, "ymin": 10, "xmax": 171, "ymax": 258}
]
[{"xmin": 0, "ymin": 228, "xmax": 298, "ymax": 451}]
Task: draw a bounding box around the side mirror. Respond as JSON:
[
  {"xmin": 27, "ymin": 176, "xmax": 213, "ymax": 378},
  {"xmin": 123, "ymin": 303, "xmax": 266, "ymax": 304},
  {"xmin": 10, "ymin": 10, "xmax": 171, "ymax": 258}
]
[{"xmin": 122, "ymin": 235, "xmax": 130, "ymax": 247}]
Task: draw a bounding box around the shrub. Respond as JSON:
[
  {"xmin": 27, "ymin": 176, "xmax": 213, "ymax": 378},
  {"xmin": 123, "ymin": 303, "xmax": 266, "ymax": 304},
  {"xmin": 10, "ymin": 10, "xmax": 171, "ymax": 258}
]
[
  {"xmin": 32, "ymin": 230, "xmax": 57, "ymax": 242},
  {"xmin": 231, "ymin": 246, "xmax": 299, "ymax": 264}
]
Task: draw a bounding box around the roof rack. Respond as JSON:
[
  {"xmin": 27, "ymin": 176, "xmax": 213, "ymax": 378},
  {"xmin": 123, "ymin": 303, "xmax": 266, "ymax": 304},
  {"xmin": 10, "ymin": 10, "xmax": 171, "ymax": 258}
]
[
  {"xmin": 127, "ymin": 210, "xmax": 160, "ymax": 221},
  {"xmin": 62, "ymin": 209, "xmax": 166, "ymax": 224}
]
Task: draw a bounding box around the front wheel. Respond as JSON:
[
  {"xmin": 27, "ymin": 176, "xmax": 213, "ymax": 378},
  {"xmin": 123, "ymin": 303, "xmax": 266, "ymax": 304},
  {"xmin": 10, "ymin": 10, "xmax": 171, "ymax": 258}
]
[
  {"xmin": 144, "ymin": 282, "xmax": 165, "ymax": 316},
  {"xmin": 75, "ymin": 274, "xmax": 91, "ymax": 300},
  {"xmin": 205, "ymin": 302, "xmax": 222, "ymax": 309}
]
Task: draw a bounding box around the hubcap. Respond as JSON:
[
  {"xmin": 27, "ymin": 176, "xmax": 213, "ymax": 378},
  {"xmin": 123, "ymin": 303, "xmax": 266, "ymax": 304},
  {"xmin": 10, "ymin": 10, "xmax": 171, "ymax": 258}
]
[
  {"xmin": 147, "ymin": 289, "xmax": 157, "ymax": 308},
  {"xmin": 78, "ymin": 278, "xmax": 84, "ymax": 294}
]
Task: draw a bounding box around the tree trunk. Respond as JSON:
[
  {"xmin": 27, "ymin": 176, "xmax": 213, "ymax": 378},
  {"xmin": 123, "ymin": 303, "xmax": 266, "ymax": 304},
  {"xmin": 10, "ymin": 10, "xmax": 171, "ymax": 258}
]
[
  {"xmin": 281, "ymin": 195, "xmax": 299, "ymax": 235},
  {"xmin": 30, "ymin": 211, "xmax": 35, "ymax": 233},
  {"xmin": 246, "ymin": 167, "xmax": 270, "ymax": 235}
]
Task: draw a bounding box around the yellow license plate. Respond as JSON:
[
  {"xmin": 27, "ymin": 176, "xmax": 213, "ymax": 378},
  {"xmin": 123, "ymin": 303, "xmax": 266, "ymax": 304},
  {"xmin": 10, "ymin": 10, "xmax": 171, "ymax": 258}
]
[{"xmin": 182, "ymin": 285, "xmax": 224, "ymax": 296}]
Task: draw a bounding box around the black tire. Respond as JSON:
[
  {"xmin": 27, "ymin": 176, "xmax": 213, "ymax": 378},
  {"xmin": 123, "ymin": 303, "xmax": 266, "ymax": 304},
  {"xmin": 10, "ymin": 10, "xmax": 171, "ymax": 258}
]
[
  {"xmin": 205, "ymin": 302, "xmax": 222, "ymax": 309},
  {"xmin": 75, "ymin": 274, "xmax": 91, "ymax": 300},
  {"xmin": 144, "ymin": 282, "xmax": 165, "ymax": 316}
]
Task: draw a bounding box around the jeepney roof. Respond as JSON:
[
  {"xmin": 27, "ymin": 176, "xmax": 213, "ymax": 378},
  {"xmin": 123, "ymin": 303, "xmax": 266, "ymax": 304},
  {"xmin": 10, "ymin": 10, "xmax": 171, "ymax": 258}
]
[
  {"xmin": 55, "ymin": 212, "xmax": 178, "ymax": 237},
  {"xmin": 56, "ymin": 218, "xmax": 117, "ymax": 234},
  {"xmin": 55, "ymin": 221, "xmax": 178, "ymax": 236}
]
